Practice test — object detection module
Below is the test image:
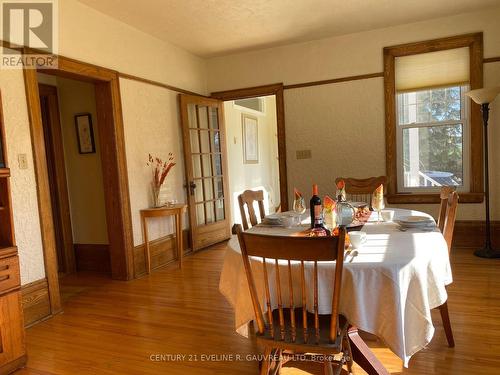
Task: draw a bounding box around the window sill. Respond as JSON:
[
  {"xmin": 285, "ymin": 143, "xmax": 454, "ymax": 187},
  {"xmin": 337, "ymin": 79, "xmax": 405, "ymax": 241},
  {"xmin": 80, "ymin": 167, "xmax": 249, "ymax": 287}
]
[{"xmin": 387, "ymin": 192, "xmax": 484, "ymax": 204}]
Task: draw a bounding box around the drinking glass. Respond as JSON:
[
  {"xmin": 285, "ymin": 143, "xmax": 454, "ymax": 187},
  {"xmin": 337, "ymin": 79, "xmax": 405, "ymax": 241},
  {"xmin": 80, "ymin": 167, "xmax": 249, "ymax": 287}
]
[
  {"xmin": 372, "ymin": 198, "xmax": 385, "ymax": 223},
  {"xmin": 293, "ymin": 197, "xmax": 306, "ymax": 225}
]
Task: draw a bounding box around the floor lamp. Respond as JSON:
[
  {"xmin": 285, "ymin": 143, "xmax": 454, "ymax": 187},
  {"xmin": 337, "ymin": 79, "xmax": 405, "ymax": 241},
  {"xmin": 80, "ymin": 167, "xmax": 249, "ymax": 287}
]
[{"xmin": 466, "ymin": 86, "xmax": 500, "ymax": 258}]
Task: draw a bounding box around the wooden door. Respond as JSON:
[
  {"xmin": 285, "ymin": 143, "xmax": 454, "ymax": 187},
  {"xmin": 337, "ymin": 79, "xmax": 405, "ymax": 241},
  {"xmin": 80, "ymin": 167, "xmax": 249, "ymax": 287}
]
[
  {"xmin": 179, "ymin": 95, "xmax": 231, "ymax": 250},
  {"xmin": 39, "ymin": 84, "xmax": 75, "ymax": 274}
]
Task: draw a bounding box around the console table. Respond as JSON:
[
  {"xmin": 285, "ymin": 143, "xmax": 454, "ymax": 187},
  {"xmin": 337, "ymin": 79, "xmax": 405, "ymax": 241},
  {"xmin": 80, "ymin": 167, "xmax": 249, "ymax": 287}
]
[{"xmin": 140, "ymin": 204, "xmax": 187, "ymax": 273}]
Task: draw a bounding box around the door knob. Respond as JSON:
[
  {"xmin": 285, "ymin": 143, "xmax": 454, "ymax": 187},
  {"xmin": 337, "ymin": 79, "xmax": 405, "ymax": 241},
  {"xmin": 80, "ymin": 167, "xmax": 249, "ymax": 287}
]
[{"xmin": 189, "ymin": 181, "xmax": 196, "ymax": 195}]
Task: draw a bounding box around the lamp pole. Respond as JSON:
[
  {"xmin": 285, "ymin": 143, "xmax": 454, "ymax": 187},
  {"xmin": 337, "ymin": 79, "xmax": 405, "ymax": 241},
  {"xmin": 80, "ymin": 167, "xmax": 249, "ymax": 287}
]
[{"xmin": 475, "ymin": 102, "xmax": 500, "ymax": 258}]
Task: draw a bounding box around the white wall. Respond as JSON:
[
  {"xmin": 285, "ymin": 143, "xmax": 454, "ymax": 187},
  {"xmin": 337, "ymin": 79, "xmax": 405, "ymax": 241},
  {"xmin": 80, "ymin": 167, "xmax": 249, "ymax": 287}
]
[
  {"xmin": 224, "ymin": 96, "xmax": 280, "ymax": 224},
  {"xmin": 5, "ymin": 0, "xmax": 206, "ymax": 284},
  {"xmin": 120, "ymin": 78, "xmax": 188, "ymax": 246},
  {"xmin": 207, "ymin": 6, "xmax": 500, "ymax": 220}
]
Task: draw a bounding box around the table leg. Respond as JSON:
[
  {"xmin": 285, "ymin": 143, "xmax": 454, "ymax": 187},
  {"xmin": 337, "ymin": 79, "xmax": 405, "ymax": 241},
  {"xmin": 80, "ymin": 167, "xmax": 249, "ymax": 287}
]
[
  {"xmin": 176, "ymin": 212, "xmax": 183, "ymax": 268},
  {"xmin": 142, "ymin": 216, "xmax": 151, "ymax": 274},
  {"xmin": 348, "ymin": 326, "xmax": 389, "ymax": 375}
]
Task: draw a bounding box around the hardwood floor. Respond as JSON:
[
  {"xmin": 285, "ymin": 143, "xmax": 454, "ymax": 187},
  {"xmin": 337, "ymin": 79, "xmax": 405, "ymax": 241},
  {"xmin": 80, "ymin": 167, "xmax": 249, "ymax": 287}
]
[{"xmin": 15, "ymin": 243, "xmax": 500, "ymax": 374}]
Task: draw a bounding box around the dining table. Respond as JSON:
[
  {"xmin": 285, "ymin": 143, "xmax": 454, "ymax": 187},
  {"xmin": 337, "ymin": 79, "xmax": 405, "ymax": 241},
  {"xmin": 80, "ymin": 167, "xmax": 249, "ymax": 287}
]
[{"xmin": 219, "ymin": 208, "xmax": 453, "ymax": 373}]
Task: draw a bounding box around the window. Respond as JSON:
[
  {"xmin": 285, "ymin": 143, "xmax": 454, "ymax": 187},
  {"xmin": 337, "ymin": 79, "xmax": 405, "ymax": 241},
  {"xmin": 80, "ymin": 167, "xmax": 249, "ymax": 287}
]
[
  {"xmin": 383, "ymin": 33, "xmax": 484, "ymax": 203},
  {"xmin": 397, "ymin": 85, "xmax": 470, "ymax": 192},
  {"xmin": 233, "ymin": 98, "xmax": 265, "ymax": 114}
]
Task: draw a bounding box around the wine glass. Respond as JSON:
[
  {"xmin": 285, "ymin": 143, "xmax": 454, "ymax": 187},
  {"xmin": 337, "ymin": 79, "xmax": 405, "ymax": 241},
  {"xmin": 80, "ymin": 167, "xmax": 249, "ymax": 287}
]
[
  {"xmin": 293, "ymin": 197, "xmax": 306, "ymax": 225},
  {"xmin": 372, "ymin": 197, "xmax": 385, "ymax": 223}
]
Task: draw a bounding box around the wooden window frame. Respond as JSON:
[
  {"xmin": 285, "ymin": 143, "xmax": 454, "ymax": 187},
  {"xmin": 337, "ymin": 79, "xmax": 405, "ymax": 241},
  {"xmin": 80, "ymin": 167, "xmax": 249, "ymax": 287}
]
[{"xmin": 384, "ymin": 33, "xmax": 484, "ymax": 204}]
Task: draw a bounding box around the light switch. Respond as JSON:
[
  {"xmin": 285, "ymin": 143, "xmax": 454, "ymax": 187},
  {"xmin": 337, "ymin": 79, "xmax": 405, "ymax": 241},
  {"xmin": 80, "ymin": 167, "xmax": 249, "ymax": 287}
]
[
  {"xmin": 18, "ymin": 154, "xmax": 28, "ymax": 169},
  {"xmin": 296, "ymin": 150, "xmax": 312, "ymax": 160}
]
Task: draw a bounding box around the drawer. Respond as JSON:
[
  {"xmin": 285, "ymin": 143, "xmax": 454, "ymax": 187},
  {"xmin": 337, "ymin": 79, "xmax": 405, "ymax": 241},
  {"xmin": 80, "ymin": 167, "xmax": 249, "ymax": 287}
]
[{"xmin": 0, "ymin": 256, "xmax": 20, "ymax": 295}]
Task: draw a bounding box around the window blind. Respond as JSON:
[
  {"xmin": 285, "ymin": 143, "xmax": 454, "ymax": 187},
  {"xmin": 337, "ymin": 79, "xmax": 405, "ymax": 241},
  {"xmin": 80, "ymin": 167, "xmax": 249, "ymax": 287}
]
[{"xmin": 395, "ymin": 47, "xmax": 470, "ymax": 92}]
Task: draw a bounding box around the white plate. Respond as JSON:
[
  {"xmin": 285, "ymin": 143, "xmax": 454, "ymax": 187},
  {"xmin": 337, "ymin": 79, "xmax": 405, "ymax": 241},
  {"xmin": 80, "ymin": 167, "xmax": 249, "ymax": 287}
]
[
  {"xmin": 396, "ymin": 216, "xmax": 434, "ymax": 228},
  {"xmin": 399, "ymin": 215, "xmax": 432, "ymax": 223}
]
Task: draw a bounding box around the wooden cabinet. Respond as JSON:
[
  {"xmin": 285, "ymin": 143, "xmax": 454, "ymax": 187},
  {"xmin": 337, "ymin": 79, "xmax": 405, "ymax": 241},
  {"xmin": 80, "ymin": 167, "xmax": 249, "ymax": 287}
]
[{"xmin": 0, "ymin": 92, "xmax": 26, "ymax": 374}]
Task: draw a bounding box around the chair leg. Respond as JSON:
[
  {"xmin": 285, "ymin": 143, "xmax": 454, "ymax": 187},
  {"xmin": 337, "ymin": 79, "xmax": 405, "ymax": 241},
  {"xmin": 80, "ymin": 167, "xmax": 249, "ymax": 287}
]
[
  {"xmin": 323, "ymin": 360, "xmax": 334, "ymax": 375},
  {"xmin": 439, "ymin": 302, "xmax": 455, "ymax": 348},
  {"xmin": 343, "ymin": 335, "xmax": 354, "ymax": 374},
  {"xmin": 260, "ymin": 347, "xmax": 273, "ymax": 375}
]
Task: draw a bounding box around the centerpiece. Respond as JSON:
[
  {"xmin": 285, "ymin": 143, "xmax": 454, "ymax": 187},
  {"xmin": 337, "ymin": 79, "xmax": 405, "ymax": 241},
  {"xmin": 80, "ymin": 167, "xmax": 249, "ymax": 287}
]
[{"xmin": 147, "ymin": 153, "xmax": 176, "ymax": 208}]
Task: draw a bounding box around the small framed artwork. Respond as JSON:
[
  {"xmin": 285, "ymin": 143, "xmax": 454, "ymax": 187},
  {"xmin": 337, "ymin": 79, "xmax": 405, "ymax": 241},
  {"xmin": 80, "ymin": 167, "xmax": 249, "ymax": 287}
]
[
  {"xmin": 74, "ymin": 113, "xmax": 96, "ymax": 154},
  {"xmin": 242, "ymin": 114, "xmax": 258, "ymax": 164}
]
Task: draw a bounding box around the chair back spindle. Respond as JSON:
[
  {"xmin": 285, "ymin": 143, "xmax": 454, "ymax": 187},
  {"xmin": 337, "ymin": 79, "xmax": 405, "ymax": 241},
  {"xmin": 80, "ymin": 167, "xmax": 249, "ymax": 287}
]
[
  {"xmin": 437, "ymin": 186, "xmax": 455, "ymax": 232},
  {"xmin": 237, "ymin": 226, "xmax": 347, "ymax": 345},
  {"xmin": 335, "ymin": 176, "xmax": 387, "ymax": 208},
  {"xmin": 442, "ymin": 191, "xmax": 459, "ymax": 254},
  {"xmin": 238, "ymin": 190, "xmax": 266, "ymax": 230}
]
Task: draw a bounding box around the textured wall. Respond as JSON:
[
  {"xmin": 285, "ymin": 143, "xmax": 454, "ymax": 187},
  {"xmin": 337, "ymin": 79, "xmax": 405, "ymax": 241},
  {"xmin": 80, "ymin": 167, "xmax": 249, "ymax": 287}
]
[
  {"xmin": 120, "ymin": 78, "xmax": 188, "ymax": 246},
  {"xmin": 224, "ymin": 96, "xmax": 280, "ymax": 224},
  {"xmin": 0, "ymin": 69, "xmax": 46, "ymax": 284},
  {"xmin": 5, "ymin": 0, "xmax": 206, "ymax": 284},
  {"xmin": 207, "ymin": 6, "xmax": 500, "ymax": 220}
]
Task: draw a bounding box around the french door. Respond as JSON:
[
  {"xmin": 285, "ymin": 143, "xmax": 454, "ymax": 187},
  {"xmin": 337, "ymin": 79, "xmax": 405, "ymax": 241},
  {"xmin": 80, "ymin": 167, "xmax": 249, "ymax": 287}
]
[{"xmin": 179, "ymin": 95, "xmax": 231, "ymax": 250}]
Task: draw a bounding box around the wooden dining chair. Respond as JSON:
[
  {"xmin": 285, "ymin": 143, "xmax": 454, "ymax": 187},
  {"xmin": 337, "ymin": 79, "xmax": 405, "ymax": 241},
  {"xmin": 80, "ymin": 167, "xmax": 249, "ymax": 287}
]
[
  {"xmin": 236, "ymin": 226, "xmax": 352, "ymax": 375},
  {"xmin": 238, "ymin": 190, "xmax": 266, "ymax": 230},
  {"xmin": 335, "ymin": 176, "xmax": 387, "ymax": 207},
  {"xmin": 435, "ymin": 190, "xmax": 459, "ymax": 348},
  {"xmin": 437, "ymin": 186, "xmax": 455, "ymax": 232}
]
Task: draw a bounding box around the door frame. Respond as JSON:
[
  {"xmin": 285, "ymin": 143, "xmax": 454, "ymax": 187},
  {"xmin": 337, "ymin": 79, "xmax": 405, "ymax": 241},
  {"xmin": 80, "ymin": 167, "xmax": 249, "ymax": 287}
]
[
  {"xmin": 38, "ymin": 84, "xmax": 76, "ymax": 274},
  {"xmin": 211, "ymin": 83, "xmax": 289, "ymax": 210},
  {"xmin": 23, "ymin": 54, "xmax": 135, "ymax": 313}
]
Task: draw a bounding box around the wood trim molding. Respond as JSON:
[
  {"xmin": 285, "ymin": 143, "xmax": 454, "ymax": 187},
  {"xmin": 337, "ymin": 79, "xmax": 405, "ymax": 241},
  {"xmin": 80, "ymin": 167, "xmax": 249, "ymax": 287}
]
[
  {"xmin": 134, "ymin": 230, "xmax": 191, "ymax": 278},
  {"xmin": 23, "ymin": 68, "xmax": 63, "ymax": 314},
  {"xmin": 483, "ymin": 56, "xmax": 500, "ymax": 64},
  {"xmin": 453, "ymin": 220, "xmax": 500, "ymax": 248},
  {"xmin": 387, "ymin": 192, "xmax": 484, "ymax": 204},
  {"xmin": 211, "ymin": 83, "xmax": 289, "ymax": 211},
  {"xmin": 118, "ymin": 73, "xmax": 201, "ymax": 96},
  {"xmin": 74, "ymin": 244, "xmax": 111, "ymax": 273},
  {"xmin": 383, "ymin": 32, "xmax": 484, "ymax": 204},
  {"xmin": 283, "ymin": 72, "xmax": 384, "ymax": 90},
  {"xmin": 21, "ymin": 278, "xmax": 51, "ymax": 327}
]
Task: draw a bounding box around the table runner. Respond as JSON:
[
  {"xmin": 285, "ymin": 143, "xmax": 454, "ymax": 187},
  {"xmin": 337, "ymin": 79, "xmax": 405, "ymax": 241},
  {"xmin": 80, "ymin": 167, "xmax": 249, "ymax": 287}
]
[{"xmin": 219, "ymin": 208, "xmax": 452, "ymax": 367}]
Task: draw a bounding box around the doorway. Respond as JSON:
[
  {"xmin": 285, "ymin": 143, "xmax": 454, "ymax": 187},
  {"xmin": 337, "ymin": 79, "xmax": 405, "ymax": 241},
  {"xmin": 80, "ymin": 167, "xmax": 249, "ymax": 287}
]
[
  {"xmin": 38, "ymin": 75, "xmax": 110, "ymax": 276},
  {"xmin": 211, "ymin": 83, "xmax": 288, "ymax": 217},
  {"xmin": 178, "ymin": 84, "xmax": 287, "ymax": 250},
  {"xmin": 223, "ymin": 95, "xmax": 281, "ymax": 224},
  {"xmin": 23, "ymin": 56, "xmax": 134, "ymax": 316}
]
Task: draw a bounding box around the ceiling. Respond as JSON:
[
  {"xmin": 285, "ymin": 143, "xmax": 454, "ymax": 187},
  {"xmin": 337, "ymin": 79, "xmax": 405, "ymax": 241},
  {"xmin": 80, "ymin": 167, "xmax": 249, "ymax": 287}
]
[{"xmin": 78, "ymin": 0, "xmax": 500, "ymax": 57}]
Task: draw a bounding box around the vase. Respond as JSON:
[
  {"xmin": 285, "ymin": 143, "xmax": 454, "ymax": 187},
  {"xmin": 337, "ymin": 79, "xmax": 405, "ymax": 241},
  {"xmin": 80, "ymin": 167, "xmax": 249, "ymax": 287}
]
[{"xmin": 151, "ymin": 184, "xmax": 162, "ymax": 208}]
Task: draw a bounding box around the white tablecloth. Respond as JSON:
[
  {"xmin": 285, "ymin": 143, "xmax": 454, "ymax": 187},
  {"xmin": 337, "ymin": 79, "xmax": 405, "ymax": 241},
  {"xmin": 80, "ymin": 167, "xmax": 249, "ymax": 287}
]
[{"xmin": 219, "ymin": 208, "xmax": 452, "ymax": 367}]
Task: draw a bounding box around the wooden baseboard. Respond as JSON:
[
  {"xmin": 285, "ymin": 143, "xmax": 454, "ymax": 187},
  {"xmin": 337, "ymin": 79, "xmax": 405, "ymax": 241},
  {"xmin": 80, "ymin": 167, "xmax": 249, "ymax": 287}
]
[
  {"xmin": 0, "ymin": 354, "xmax": 27, "ymax": 375},
  {"xmin": 453, "ymin": 220, "xmax": 500, "ymax": 248},
  {"xmin": 74, "ymin": 243, "xmax": 111, "ymax": 273},
  {"xmin": 21, "ymin": 278, "xmax": 51, "ymax": 327},
  {"xmin": 133, "ymin": 229, "xmax": 191, "ymax": 278}
]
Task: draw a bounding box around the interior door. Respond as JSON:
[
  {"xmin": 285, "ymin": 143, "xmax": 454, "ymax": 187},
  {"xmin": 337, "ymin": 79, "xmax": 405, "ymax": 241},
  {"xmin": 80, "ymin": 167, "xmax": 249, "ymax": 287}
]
[{"xmin": 179, "ymin": 95, "xmax": 231, "ymax": 250}]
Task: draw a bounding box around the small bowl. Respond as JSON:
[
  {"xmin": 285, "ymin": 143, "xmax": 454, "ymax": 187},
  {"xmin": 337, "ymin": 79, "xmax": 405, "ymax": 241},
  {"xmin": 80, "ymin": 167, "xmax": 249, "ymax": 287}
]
[{"xmin": 381, "ymin": 210, "xmax": 395, "ymax": 222}]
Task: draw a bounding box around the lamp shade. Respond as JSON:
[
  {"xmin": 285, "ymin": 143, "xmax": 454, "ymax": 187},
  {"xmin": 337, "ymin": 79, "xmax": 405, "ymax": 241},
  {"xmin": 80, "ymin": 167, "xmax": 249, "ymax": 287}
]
[{"xmin": 465, "ymin": 86, "xmax": 500, "ymax": 104}]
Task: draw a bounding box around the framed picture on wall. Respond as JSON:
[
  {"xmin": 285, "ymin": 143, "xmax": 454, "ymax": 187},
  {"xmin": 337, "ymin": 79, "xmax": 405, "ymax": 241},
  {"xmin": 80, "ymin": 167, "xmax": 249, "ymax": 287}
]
[
  {"xmin": 242, "ymin": 114, "xmax": 258, "ymax": 164},
  {"xmin": 75, "ymin": 113, "xmax": 96, "ymax": 154}
]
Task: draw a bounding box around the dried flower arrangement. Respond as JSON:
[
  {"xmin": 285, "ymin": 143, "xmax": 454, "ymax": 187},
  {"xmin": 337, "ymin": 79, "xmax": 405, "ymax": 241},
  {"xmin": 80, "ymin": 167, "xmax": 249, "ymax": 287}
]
[{"xmin": 147, "ymin": 153, "xmax": 176, "ymax": 207}]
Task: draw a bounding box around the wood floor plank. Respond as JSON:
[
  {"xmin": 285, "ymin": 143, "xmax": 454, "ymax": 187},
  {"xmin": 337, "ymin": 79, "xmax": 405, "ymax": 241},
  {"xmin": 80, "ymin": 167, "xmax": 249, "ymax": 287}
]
[{"xmin": 16, "ymin": 243, "xmax": 500, "ymax": 374}]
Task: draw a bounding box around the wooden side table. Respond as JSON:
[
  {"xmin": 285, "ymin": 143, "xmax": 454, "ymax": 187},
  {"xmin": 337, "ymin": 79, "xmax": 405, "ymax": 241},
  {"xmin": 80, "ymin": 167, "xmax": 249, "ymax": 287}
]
[{"xmin": 140, "ymin": 204, "xmax": 187, "ymax": 273}]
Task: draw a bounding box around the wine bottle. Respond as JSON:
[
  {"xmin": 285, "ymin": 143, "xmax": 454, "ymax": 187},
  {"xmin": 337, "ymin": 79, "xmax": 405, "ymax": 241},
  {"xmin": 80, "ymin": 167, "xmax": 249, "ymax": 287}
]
[{"xmin": 310, "ymin": 184, "xmax": 321, "ymax": 229}]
